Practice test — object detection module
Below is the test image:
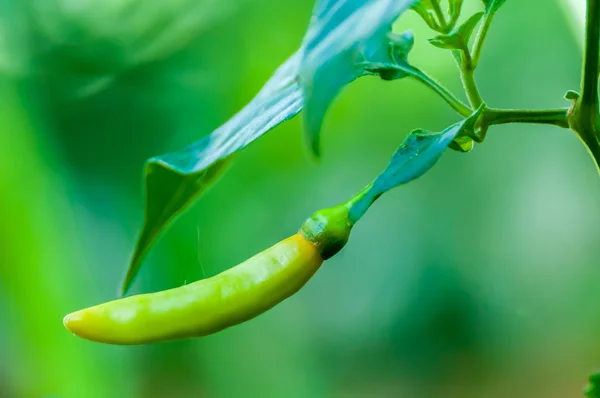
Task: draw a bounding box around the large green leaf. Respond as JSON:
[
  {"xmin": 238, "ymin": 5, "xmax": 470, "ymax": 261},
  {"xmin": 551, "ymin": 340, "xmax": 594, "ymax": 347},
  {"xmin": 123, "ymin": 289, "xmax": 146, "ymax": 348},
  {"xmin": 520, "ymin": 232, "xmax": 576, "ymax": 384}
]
[
  {"xmin": 300, "ymin": 30, "xmax": 419, "ymax": 157},
  {"xmin": 349, "ymin": 106, "xmax": 484, "ymax": 223},
  {"xmin": 124, "ymin": 0, "xmax": 421, "ymax": 294},
  {"xmin": 300, "ymin": 0, "xmax": 419, "ymax": 156},
  {"xmin": 122, "ymin": 53, "xmax": 304, "ymax": 294}
]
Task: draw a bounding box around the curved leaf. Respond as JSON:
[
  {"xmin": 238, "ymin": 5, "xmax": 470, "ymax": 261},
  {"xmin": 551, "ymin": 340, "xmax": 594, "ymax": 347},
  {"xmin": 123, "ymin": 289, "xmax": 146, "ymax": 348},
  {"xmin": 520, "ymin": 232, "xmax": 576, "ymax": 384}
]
[
  {"xmin": 411, "ymin": 0, "xmax": 464, "ymax": 31},
  {"xmin": 349, "ymin": 105, "xmax": 484, "ymax": 223},
  {"xmin": 122, "ymin": 52, "xmax": 304, "ymax": 294},
  {"xmin": 300, "ymin": 0, "xmax": 419, "ymax": 156},
  {"xmin": 411, "ymin": 1, "xmax": 441, "ymax": 31},
  {"xmin": 125, "ymin": 0, "xmax": 422, "ymax": 294},
  {"xmin": 448, "ymin": 135, "xmax": 475, "ymax": 153}
]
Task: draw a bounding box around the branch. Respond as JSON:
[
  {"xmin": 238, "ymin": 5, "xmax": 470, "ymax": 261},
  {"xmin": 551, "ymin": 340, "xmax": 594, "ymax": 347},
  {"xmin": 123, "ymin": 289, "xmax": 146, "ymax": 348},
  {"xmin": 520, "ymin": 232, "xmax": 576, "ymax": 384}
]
[
  {"xmin": 580, "ymin": 0, "xmax": 600, "ymax": 119},
  {"xmin": 430, "ymin": 1, "xmax": 449, "ymax": 33},
  {"xmin": 410, "ymin": 68, "xmax": 472, "ymax": 117},
  {"xmin": 458, "ymin": 48, "xmax": 484, "ymax": 108},
  {"xmin": 387, "ymin": 64, "xmax": 472, "ymax": 117},
  {"xmin": 485, "ymin": 108, "xmax": 570, "ymax": 128},
  {"xmin": 472, "ymin": 11, "xmax": 496, "ymax": 68},
  {"xmin": 568, "ymin": 0, "xmax": 600, "ymax": 173}
]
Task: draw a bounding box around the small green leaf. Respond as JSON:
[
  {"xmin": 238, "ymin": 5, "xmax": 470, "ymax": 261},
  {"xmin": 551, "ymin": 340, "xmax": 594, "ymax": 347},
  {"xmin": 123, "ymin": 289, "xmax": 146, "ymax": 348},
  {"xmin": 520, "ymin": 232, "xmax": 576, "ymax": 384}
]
[
  {"xmin": 447, "ymin": 0, "xmax": 464, "ymax": 28},
  {"xmin": 565, "ymin": 90, "xmax": 580, "ymax": 101},
  {"xmin": 585, "ymin": 371, "xmax": 600, "ymax": 397},
  {"xmin": 300, "ymin": 0, "xmax": 419, "ymax": 156},
  {"xmin": 481, "ymin": 0, "xmax": 506, "ymax": 13},
  {"xmin": 349, "ymin": 105, "xmax": 484, "ymax": 223},
  {"xmin": 122, "ymin": 53, "xmax": 304, "ymax": 295},
  {"xmin": 428, "ymin": 12, "xmax": 484, "ymax": 50},
  {"xmin": 411, "ymin": 0, "xmax": 464, "ymax": 31},
  {"xmin": 411, "ymin": 0, "xmax": 442, "ymax": 31},
  {"xmin": 448, "ymin": 136, "xmax": 475, "ymax": 152}
]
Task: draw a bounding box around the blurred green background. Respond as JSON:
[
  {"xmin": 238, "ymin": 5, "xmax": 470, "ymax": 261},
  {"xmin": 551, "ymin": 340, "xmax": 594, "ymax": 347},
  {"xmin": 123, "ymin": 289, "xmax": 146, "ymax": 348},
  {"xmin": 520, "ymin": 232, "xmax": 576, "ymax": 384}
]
[{"xmin": 1, "ymin": 0, "xmax": 599, "ymax": 397}]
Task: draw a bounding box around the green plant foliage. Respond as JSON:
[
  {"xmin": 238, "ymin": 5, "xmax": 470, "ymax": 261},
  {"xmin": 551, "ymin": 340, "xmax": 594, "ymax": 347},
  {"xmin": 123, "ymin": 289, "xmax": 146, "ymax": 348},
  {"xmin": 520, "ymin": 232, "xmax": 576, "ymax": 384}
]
[
  {"xmin": 428, "ymin": 12, "xmax": 484, "ymax": 50},
  {"xmin": 300, "ymin": 30, "xmax": 418, "ymax": 156},
  {"xmin": 448, "ymin": 135, "xmax": 475, "ymax": 152},
  {"xmin": 27, "ymin": 0, "xmax": 233, "ymax": 71},
  {"xmin": 448, "ymin": 0, "xmax": 463, "ymax": 21},
  {"xmin": 586, "ymin": 371, "xmax": 600, "ymax": 397},
  {"xmin": 411, "ymin": 0, "xmax": 441, "ymax": 31},
  {"xmin": 123, "ymin": 0, "xmax": 420, "ymax": 294},
  {"xmin": 348, "ymin": 105, "xmax": 484, "ymax": 223},
  {"xmin": 300, "ymin": 0, "xmax": 419, "ymax": 155},
  {"xmin": 122, "ymin": 53, "xmax": 304, "ymax": 294},
  {"xmin": 481, "ymin": 0, "xmax": 506, "ymax": 13},
  {"xmin": 448, "ymin": 0, "xmax": 464, "ymax": 28}
]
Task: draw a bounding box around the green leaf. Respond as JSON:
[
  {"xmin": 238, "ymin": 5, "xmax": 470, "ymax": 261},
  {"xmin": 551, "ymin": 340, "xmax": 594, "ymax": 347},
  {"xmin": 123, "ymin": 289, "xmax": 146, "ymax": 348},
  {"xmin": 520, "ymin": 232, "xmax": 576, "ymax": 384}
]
[
  {"xmin": 448, "ymin": 0, "xmax": 463, "ymax": 16},
  {"xmin": 300, "ymin": 0, "xmax": 419, "ymax": 156},
  {"xmin": 481, "ymin": 0, "xmax": 506, "ymax": 13},
  {"xmin": 348, "ymin": 105, "xmax": 484, "ymax": 223},
  {"xmin": 411, "ymin": 0, "xmax": 442, "ymax": 31},
  {"xmin": 125, "ymin": 0, "xmax": 421, "ymax": 294},
  {"xmin": 447, "ymin": 0, "xmax": 464, "ymax": 28},
  {"xmin": 301, "ymin": 29, "xmax": 417, "ymax": 157},
  {"xmin": 565, "ymin": 90, "xmax": 580, "ymax": 101},
  {"xmin": 448, "ymin": 136, "xmax": 475, "ymax": 152},
  {"xmin": 428, "ymin": 12, "xmax": 484, "ymax": 50},
  {"xmin": 122, "ymin": 53, "xmax": 304, "ymax": 295},
  {"xmin": 585, "ymin": 371, "xmax": 600, "ymax": 397},
  {"xmin": 363, "ymin": 31, "xmax": 416, "ymax": 79},
  {"xmin": 411, "ymin": 0, "xmax": 464, "ymax": 31}
]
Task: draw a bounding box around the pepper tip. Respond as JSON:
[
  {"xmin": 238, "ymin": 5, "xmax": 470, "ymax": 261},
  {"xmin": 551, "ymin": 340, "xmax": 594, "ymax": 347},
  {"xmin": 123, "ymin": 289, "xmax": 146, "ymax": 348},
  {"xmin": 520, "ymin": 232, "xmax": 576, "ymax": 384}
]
[{"xmin": 63, "ymin": 311, "xmax": 82, "ymax": 334}]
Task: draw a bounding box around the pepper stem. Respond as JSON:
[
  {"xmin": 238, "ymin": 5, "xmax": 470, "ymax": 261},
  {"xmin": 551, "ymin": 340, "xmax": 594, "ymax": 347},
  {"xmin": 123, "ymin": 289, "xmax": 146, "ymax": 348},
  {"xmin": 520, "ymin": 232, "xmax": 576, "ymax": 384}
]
[{"xmin": 299, "ymin": 184, "xmax": 374, "ymax": 260}]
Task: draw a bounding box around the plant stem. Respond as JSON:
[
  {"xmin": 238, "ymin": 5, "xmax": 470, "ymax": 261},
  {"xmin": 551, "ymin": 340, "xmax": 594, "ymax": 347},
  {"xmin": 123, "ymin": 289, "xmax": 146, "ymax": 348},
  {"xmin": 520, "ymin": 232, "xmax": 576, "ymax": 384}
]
[
  {"xmin": 429, "ymin": 1, "xmax": 484, "ymax": 110},
  {"xmin": 580, "ymin": 0, "xmax": 600, "ymax": 122},
  {"xmin": 484, "ymin": 108, "xmax": 570, "ymax": 128},
  {"xmin": 581, "ymin": 134, "xmax": 600, "ymax": 172},
  {"xmin": 431, "ymin": 1, "xmax": 449, "ymax": 33},
  {"xmin": 458, "ymin": 48, "xmax": 484, "ymax": 108},
  {"xmin": 472, "ymin": 10, "xmax": 495, "ymax": 68},
  {"xmin": 567, "ymin": 0, "xmax": 600, "ymax": 173},
  {"xmin": 410, "ymin": 67, "xmax": 472, "ymax": 117},
  {"xmin": 346, "ymin": 183, "xmax": 378, "ymax": 225}
]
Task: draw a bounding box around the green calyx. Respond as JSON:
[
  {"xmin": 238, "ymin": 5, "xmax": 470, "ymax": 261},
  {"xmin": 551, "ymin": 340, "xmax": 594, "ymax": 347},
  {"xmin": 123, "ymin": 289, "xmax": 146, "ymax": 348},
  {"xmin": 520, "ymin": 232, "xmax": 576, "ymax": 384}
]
[
  {"xmin": 299, "ymin": 185, "xmax": 372, "ymax": 260},
  {"xmin": 300, "ymin": 206, "xmax": 352, "ymax": 260}
]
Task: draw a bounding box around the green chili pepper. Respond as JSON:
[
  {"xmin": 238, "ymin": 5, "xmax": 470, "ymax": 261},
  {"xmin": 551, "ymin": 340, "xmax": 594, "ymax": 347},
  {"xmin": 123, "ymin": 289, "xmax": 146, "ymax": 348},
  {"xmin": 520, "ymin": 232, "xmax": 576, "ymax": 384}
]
[{"xmin": 63, "ymin": 187, "xmax": 371, "ymax": 345}]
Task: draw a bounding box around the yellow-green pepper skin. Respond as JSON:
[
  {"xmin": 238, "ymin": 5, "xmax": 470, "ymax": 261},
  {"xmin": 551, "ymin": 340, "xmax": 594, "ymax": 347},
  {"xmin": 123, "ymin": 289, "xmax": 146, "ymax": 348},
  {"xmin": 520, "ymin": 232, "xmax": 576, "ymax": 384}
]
[
  {"xmin": 63, "ymin": 188, "xmax": 371, "ymax": 345},
  {"xmin": 64, "ymin": 234, "xmax": 323, "ymax": 345}
]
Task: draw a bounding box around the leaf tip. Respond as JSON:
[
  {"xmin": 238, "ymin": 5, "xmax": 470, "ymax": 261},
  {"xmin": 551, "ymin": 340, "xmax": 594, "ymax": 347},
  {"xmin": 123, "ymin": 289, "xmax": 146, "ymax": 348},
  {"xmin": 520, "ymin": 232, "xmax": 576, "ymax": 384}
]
[
  {"xmin": 119, "ymin": 240, "xmax": 149, "ymax": 297},
  {"xmin": 119, "ymin": 265, "xmax": 136, "ymax": 297},
  {"xmin": 303, "ymin": 117, "xmax": 323, "ymax": 159},
  {"xmin": 308, "ymin": 142, "xmax": 322, "ymax": 161}
]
